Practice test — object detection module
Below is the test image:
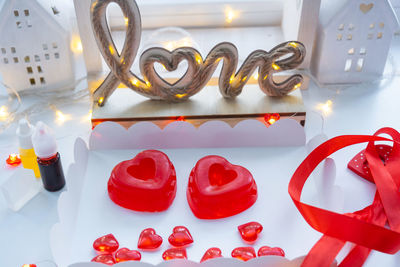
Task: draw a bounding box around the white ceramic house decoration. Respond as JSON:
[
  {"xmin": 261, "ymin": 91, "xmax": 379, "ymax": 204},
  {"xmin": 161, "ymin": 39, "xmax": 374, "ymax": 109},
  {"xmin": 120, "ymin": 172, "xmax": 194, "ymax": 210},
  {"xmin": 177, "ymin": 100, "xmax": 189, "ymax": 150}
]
[
  {"xmin": 312, "ymin": 0, "xmax": 400, "ymax": 84},
  {"xmin": 0, "ymin": 0, "xmax": 74, "ymax": 92}
]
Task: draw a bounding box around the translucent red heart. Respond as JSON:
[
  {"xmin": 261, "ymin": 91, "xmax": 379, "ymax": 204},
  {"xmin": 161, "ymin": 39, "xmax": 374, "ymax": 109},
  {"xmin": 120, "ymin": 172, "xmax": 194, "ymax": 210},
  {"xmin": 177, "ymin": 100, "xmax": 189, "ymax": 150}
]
[
  {"xmin": 238, "ymin": 221, "xmax": 263, "ymax": 243},
  {"xmin": 168, "ymin": 226, "xmax": 193, "ymax": 247},
  {"xmin": 91, "ymin": 254, "xmax": 116, "ymax": 265},
  {"xmin": 93, "ymin": 234, "xmax": 119, "ymax": 254},
  {"xmin": 137, "ymin": 228, "xmax": 163, "ymax": 250},
  {"xmin": 200, "ymin": 247, "xmax": 223, "ymax": 262},
  {"xmin": 162, "ymin": 247, "xmax": 187, "ymax": 261},
  {"xmin": 115, "ymin": 247, "xmax": 141, "ymax": 262},
  {"xmin": 258, "ymin": 246, "xmax": 285, "ymax": 257},
  {"xmin": 231, "ymin": 247, "xmax": 256, "ymax": 261}
]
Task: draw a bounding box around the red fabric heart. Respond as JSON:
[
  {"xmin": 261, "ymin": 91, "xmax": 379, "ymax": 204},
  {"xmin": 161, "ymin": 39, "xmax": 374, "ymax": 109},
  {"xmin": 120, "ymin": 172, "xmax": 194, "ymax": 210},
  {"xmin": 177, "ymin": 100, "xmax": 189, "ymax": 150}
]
[
  {"xmin": 187, "ymin": 155, "xmax": 257, "ymax": 219},
  {"xmin": 108, "ymin": 150, "xmax": 177, "ymax": 212},
  {"xmin": 238, "ymin": 222, "xmax": 263, "ymax": 243},
  {"xmin": 115, "ymin": 248, "xmax": 141, "ymax": 262},
  {"xmin": 137, "ymin": 228, "xmax": 163, "ymax": 250},
  {"xmin": 231, "ymin": 247, "xmax": 256, "ymax": 261},
  {"xmin": 348, "ymin": 145, "xmax": 392, "ymax": 183},
  {"xmin": 91, "ymin": 254, "xmax": 116, "ymax": 265},
  {"xmin": 93, "ymin": 234, "xmax": 119, "ymax": 254},
  {"xmin": 258, "ymin": 246, "xmax": 285, "ymax": 257},
  {"xmin": 168, "ymin": 226, "xmax": 193, "ymax": 247},
  {"xmin": 200, "ymin": 247, "xmax": 223, "ymax": 262},
  {"xmin": 162, "ymin": 247, "xmax": 187, "ymax": 261}
]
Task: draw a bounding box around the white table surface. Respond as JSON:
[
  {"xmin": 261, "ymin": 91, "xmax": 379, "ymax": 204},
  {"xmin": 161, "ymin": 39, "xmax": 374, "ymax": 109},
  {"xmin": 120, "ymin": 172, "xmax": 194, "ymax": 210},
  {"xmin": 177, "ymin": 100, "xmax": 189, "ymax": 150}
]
[{"xmin": 0, "ymin": 36, "xmax": 399, "ymax": 267}]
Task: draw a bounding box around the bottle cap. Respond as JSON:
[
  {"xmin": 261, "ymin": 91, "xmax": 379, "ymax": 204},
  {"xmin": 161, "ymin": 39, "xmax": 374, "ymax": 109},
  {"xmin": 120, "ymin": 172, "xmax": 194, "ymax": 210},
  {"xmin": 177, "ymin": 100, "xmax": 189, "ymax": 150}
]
[
  {"xmin": 16, "ymin": 118, "xmax": 34, "ymax": 150},
  {"xmin": 32, "ymin": 121, "xmax": 58, "ymax": 159}
]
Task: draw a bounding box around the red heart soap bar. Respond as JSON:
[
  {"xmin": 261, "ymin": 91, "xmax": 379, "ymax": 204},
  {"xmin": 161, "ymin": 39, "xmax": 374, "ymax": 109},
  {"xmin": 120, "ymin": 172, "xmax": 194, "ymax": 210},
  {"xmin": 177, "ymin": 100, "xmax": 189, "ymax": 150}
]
[
  {"xmin": 93, "ymin": 234, "xmax": 119, "ymax": 254},
  {"xmin": 200, "ymin": 247, "xmax": 223, "ymax": 262},
  {"xmin": 162, "ymin": 248, "xmax": 187, "ymax": 261},
  {"xmin": 115, "ymin": 248, "xmax": 141, "ymax": 262},
  {"xmin": 231, "ymin": 247, "xmax": 256, "ymax": 261},
  {"xmin": 348, "ymin": 145, "xmax": 392, "ymax": 183},
  {"xmin": 168, "ymin": 226, "xmax": 193, "ymax": 247},
  {"xmin": 238, "ymin": 222, "xmax": 263, "ymax": 243},
  {"xmin": 258, "ymin": 246, "xmax": 285, "ymax": 257},
  {"xmin": 138, "ymin": 228, "xmax": 163, "ymax": 250},
  {"xmin": 187, "ymin": 155, "xmax": 257, "ymax": 219},
  {"xmin": 108, "ymin": 150, "xmax": 177, "ymax": 212},
  {"xmin": 91, "ymin": 254, "xmax": 116, "ymax": 265}
]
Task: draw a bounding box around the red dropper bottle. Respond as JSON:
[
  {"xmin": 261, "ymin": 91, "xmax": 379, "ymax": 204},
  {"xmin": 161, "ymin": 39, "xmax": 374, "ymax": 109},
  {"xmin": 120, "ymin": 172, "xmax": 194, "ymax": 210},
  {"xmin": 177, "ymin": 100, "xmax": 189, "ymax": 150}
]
[{"xmin": 32, "ymin": 122, "xmax": 65, "ymax": 192}]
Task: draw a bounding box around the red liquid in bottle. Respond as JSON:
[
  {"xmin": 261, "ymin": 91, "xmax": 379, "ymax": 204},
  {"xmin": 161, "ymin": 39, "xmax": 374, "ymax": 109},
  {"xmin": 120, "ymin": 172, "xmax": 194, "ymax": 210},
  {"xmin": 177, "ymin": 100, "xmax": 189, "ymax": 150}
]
[{"xmin": 37, "ymin": 153, "xmax": 65, "ymax": 192}]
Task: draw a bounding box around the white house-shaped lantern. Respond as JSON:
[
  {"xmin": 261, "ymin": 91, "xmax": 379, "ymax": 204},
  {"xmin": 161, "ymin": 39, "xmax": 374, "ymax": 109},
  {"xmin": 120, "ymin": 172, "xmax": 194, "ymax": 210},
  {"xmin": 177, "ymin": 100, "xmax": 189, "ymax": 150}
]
[
  {"xmin": 0, "ymin": 0, "xmax": 74, "ymax": 92},
  {"xmin": 312, "ymin": 0, "xmax": 400, "ymax": 84}
]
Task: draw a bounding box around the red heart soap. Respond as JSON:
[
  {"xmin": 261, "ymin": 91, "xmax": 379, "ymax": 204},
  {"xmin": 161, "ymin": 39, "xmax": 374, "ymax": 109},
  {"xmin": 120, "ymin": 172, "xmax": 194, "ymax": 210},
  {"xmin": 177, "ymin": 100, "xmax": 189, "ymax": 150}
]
[
  {"xmin": 91, "ymin": 254, "xmax": 116, "ymax": 265},
  {"xmin": 115, "ymin": 248, "xmax": 141, "ymax": 262},
  {"xmin": 200, "ymin": 247, "xmax": 223, "ymax": 262},
  {"xmin": 187, "ymin": 155, "xmax": 257, "ymax": 219},
  {"xmin": 348, "ymin": 145, "xmax": 392, "ymax": 183},
  {"xmin": 168, "ymin": 226, "xmax": 193, "ymax": 247},
  {"xmin": 93, "ymin": 234, "xmax": 119, "ymax": 254},
  {"xmin": 258, "ymin": 246, "xmax": 285, "ymax": 257},
  {"xmin": 108, "ymin": 150, "xmax": 177, "ymax": 212},
  {"xmin": 138, "ymin": 228, "xmax": 163, "ymax": 250},
  {"xmin": 238, "ymin": 222, "xmax": 263, "ymax": 243},
  {"xmin": 162, "ymin": 248, "xmax": 187, "ymax": 261},
  {"xmin": 231, "ymin": 247, "xmax": 256, "ymax": 261}
]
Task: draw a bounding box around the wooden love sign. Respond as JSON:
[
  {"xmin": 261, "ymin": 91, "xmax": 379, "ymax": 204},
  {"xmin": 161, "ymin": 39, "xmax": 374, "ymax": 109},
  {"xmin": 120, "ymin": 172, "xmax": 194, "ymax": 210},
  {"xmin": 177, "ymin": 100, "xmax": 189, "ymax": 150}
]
[{"xmin": 91, "ymin": 0, "xmax": 306, "ymax": 106}]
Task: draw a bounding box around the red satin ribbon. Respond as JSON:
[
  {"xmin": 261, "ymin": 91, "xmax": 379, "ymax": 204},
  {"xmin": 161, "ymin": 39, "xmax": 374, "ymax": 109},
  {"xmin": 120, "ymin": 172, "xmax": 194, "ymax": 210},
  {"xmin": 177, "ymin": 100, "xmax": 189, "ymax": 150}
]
[{"xmin": 289, "ymin": 128, "xmax": 400, "ymax": 266}]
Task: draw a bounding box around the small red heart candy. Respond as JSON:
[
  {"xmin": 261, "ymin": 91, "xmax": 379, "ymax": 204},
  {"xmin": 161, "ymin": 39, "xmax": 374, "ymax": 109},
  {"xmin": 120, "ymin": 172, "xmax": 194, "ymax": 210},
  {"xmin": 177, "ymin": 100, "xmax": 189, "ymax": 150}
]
[
  {"xmin": 162, "ymin": 247, "xmax": 187, "ymax": 261},
  {"xmin": 115, "ymin": 248, "xmax": 141, "ymax": 262},
  {"xmin": 258, "ymin": 246, "xmax": 285, "ymax": 257},
  {"xmin": 91, "ymin": 254, "xmax": 116, "ymax": 265},
  {"xmin": 168, "ymin": 226, "xmax": 193, "ymax": 247},
  {"xmin": 108, "ymin": 150, "xmax": 177, "ymax": 212},
  {"xmin": 231, "ymin": 247, "xmax": 256, "ymax": 261},
  {"xmin": 93, "ymin": 234, "xmax": 119, "ymax": 254},
  {"xmin": 138, "ymin": 228, "xmax": 163, "ymax": 250},
  {"xmin": 348, "ymin": 145, "xmax": 392, "ymax": 183},
  {"xmin": 187, "ymin": 156, "xmax": 257, "ymax": 219},
  {"xmin": 200, "ymin": 247, "xmax": 223, "ymax": 262},
  {"xmin": 238, "ymin": 222, "xmax": 263, "ymax": 243}
]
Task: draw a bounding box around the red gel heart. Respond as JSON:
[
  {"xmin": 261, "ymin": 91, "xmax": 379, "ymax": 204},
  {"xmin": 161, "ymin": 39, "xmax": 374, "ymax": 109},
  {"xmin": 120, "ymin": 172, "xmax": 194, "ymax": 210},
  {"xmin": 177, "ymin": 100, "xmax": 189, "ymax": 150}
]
[
  {"xmin": 348, "ymin": 145, "xmax": 392, "ymax": 183},
  {"xmin": 93, "ymin": 234, "xmax": 119, "ymax": 254},
  {"xmin": 187, "ymin": 155, "xmax": 257, "ymax": 219},
  {"xmin": 231, "ymin": 247, "xmax": 256, "ymax": 261},
  {"xmin": 138, "ymin": 228, "xmax": 163, "ymax": 250},
  {"xmin": 258, "ymin": 246, "xmax": 285, "ymax": 257},
  {"xmin": 108, "ymin": 150, "xmax": 177, "ymax": 212},
  {"xmin": 168, "ymin": 226, "xmax": 193, "ymax": 247},
  {"xmin": 115, "ymin": 248, "xmax": 141, "ymax": 262},
  {"xmin": 162, "ymin": 248, "xmax": 187, "ymax": 261},
  {"xmin": 238, "ymin": 222, "xmax": 263, "ymax": 243},
  {"xmin": 200, "ymin": 247, "xmax": 223, "ymax": 262},
  {"xmin": 91, "ymin": 254, "xmax": 116, "ymax": 265}
]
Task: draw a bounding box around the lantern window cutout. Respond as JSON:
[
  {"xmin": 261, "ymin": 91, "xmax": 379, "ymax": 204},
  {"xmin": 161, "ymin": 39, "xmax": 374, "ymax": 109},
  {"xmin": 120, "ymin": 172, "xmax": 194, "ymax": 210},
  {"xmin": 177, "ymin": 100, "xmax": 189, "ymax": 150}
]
[
  {"xmin": 369, "ymin": 23, "xmax": 375, "ymax": 29},
  {"xmin": 26, "ymin": 66, "xmax": 33, "ymax": 74},
  {"xmin": 347, "ymin": 34, "xmax": 352, "ymax": 40},
  {"xmin": 54, "ymin": 52, "xmax": 59, "ymax": 59},
  {"xmin": 24, "ymin": 56, "xmax": 30, "ymax": 63},
  {"xmin": 16, "ymin": 21, "xmax": 22, "ymax": 28},
  {"xmin": 1, "ymin": 48, "xmax": 5, "ymax": 54},
  {"xmin": 34, "ymin": 55, "xmax": 40, "ymax": 62},
  {"xmin": 45, "ymin": 54, "xmax": 50, "ymax": 60},
  {"xmin": 11, "ymin": 47, "xmax": 16, "ymax": 53},
  {"xmin": 26, "ymin": 20, "xmax": 32, "ymax": 27},
  {"xmin": 52, "ymin": 42, "xmax": 58, "ymax": 49},
  {"xmin": 14, "ymin": 10, "xmax": 19, "ymax": 17},
  {"xmin": 356, "ymin": 58, "xmax": 364, "ymax": 72},
  {"xmin": 40, "ymin": 77, "xmax": 45, "ymax": 84},
  {"xmin": 338, "ymin": 24, "xmax": 344, "ymax": 30},
  {"xmin": 344, "ymin": 59, "xmax": 352, "ymax": 72},
  {"xmin": 367, "ymin": 33, "xmax": 374, "ymax": 39},
  {"xmin": 348, "ymin": 48, "xmax": 355, "ymax": 55},
  {"xmin": 359, "ymin": 47, "xmax": 366, "ymax": 55},
  {"xmin": 42, "ymin": 44, "xmax": 48, "ymax": 50},
  {"xmin": 348, "ymin": 24, "xmax": 355, "ymax": 30},
  {"xmin": 13, "ymin": 57, "xmax": 18, "ymax": 63},
  {"xmin": 379, "ymin": 22, "xmax": 384, "ymax": 28},
  {"xmin": 29, "ymin": 78, "xmax": 35, "ymax": 85},
  {"xmin": 337, "ymin": 34, "xmax": 343, "ymax": 41},
  {"xmin": 377, "ymin": 32, "xmax": 383, "ymax": 39},
  {"xmin": 37, "ymin": 66, "xmax": 42, "ymax": 73},
  {"xmin": 24, "ymin": 10, "xmax": 29, "ymax": 16},
  {"xmin": 3, "ymin": 58, "xmax": 8, "ymax": 64}
]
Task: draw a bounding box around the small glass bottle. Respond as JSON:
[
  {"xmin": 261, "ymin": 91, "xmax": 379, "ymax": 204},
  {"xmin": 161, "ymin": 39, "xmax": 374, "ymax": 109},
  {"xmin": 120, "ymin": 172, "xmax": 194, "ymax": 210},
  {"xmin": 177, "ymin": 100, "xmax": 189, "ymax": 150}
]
[
  {"xmin": 32, "ymin": 122, "xmax": 65, "ymax": 192},
  {"xmin": 17, "ymin": 119, "xmax": 40, "ymax": 178}
]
